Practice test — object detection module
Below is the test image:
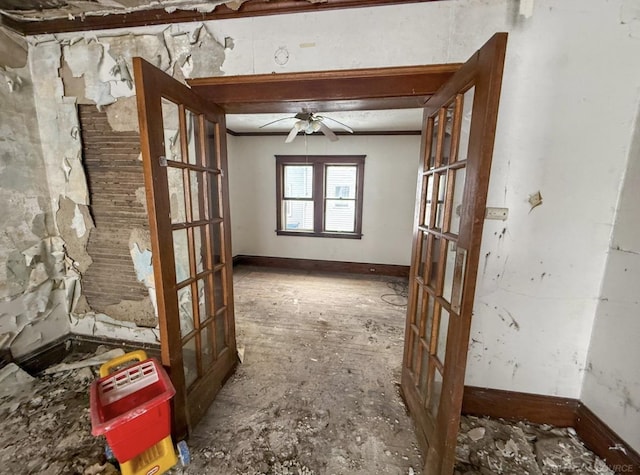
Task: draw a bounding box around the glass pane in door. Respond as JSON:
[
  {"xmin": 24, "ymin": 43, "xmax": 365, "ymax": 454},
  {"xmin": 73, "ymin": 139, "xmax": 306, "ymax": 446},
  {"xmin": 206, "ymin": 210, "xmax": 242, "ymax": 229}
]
[
  {"xmin": 213, "ymin": 270, "xmax": 224, "ymax": 311},
  {"xmin": 428, "ymin": 367, "xmax": 443, "ymax": 418},
  {"xmin": 202, "ymin": 323, "xmax": 215, "ymax": 365},
  {"xmin": 161, "ymin": 99, "xmax": 181, "ymax": 162},
  {"xmin": 440, "ymin": 103, "xmax": 455, "ymax": 166},
  {"xmin": 173, "ymin": 229, "xmax": 189, "ymax": 284},
  {"xmin": 185, "ymin": 109, "xmax": 201, "ymax": 166},
  {"xmin": 178, "ymin": 285, "xmax": 194, "ymax": 337},
  {"xmin": 458, "ymin": 87, "xmax": 475, "ymax": 162},
  {"xmin": 211, "ymin": 222, "xmax": 223, "ymax": 266},
  {"xmin": 204, "ymin": 120, "xmax": 219, "ymax": 168},
  {"xmin": 183, "ymin": 336, "xmax": 198, "ymax": 388},
  {"xmin": 449, "ymin": 167, "xmax": 466, "ymax": 236},
  {"xmin": 215, "ymin": 310, "xmax": 227, "ymax": 357},
  {"xmin": 190, "ymin": 171, "xmax": 204, "ymax": 222},
  {"xmin": 208, "ymin": 173, "xmax": 221, "ymax": 220},
  {"xmin": 436, "ymin": 307, "xmax": 450, "ymax": 364},
  {"xmin": 442, "ymin": 240, "xmax": 457, "ymax": 302},
  {"xmin": 427, "ymin": 117, "xmax": 439, "ymax": 170},
  {"xmin": 422, "ymin": 174, "xmax": 434, "ymax": 227},
  {"xmin": 167, "ymin": 167, "xmax": 186, "ymax": 224}
]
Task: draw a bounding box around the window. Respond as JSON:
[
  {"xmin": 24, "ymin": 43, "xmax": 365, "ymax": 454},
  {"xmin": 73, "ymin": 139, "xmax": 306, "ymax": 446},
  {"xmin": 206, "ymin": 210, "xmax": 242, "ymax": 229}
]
[{"xmin": 276, "ymin": 155, "xmax": 365, "ymax": 239}]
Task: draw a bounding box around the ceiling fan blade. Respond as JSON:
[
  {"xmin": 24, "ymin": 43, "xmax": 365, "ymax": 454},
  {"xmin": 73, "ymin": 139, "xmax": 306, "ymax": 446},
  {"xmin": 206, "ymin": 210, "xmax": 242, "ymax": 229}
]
[
  {"xmin": 318, "ymin": 122, "xmax": 338, "ymax": 142},
  {"xmin": 285, "ymin": 122, "xmax": 302, "ymax": 143},
  {"xmin": 259, "ymin": 117, "xmax": 295, "ymax": 129},
  {"xmin": 318, "ymin": 116, "xmax": 354, "ymax": 134}
]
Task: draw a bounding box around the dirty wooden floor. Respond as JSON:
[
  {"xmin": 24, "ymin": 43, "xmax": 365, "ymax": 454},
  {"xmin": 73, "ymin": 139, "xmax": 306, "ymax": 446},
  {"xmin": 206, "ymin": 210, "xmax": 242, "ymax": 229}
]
[
  {"xmin": 180, "ymin": 266, "xmax": 422, "ymax": 475},
  {"xmin": 0, "ymin": 266, "xmax": 615, "ymax": 474}
]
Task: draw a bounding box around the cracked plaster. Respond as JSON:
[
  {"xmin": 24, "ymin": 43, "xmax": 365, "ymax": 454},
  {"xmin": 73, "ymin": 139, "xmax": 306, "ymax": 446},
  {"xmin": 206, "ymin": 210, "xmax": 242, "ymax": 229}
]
[
  {"xmin": 0, "ymin": 46, "xmax": 76, "ymax": 358},
  {"xmin": 55, "ymin": 196, "xmax": 94, "ymax": 274}
]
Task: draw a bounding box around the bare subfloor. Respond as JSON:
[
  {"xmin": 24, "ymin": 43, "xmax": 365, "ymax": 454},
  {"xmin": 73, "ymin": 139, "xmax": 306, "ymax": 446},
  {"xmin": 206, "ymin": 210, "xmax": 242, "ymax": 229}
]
[
  {"xmin": 0, "ymin": 266, "xmax": 614, "ymax": 474},
  {"xmin": 183, "ymin": 266, "xmax": 422, "ymax": 474}
]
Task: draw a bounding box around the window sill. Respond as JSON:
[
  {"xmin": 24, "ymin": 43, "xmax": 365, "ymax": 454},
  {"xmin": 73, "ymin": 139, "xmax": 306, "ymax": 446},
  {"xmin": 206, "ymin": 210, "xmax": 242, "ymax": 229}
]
[{"xmin": 276, "ymin": 230, "xmax": 362, "ymax": 240}]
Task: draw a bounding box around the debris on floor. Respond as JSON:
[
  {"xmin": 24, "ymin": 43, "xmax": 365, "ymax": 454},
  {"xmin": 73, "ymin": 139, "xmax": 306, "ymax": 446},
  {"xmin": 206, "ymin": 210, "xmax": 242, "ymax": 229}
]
[
  {"xmin": 0, "ymin": 269, "xmax": 621, "ymax": 475},
  {"xmin": 178, "ymin": 267, "xmax": 423, "ymax": 475},
  {"xmin": 0, "ymin": 347, "xmax": 110, "ymax": 474},
  {"xmin": 455, "ymin": 415, "xmax": 614, "ymax": 475}
]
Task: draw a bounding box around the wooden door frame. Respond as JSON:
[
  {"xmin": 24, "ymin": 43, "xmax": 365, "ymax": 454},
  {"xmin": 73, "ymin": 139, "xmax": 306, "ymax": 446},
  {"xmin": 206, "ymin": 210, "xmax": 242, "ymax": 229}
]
[
  {"xmin": 187, "ymin": 64, "xmax": 461, "ymax": 113},
  {"xmin": 185, "ymin": 52, "xmax": 499, "ymax": 450},
  {"xmin": 134, "ymin": 57, "xmax": 238, "ymax": 439},
  {"xmin": 401, "ymin": 33, "xmax": 507, "ymax": 474}
]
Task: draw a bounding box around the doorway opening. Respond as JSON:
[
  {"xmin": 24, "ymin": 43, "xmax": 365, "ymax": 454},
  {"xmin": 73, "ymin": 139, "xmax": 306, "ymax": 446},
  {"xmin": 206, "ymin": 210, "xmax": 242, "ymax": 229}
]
[{"xmin": 133, "ymin": 32, "xmax": 507, "ymax": 475}]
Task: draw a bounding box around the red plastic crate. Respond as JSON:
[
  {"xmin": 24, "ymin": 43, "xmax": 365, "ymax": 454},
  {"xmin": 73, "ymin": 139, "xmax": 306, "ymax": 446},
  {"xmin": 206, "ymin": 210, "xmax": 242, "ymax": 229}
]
[{"xmin": 90, "ymin": 358, "xmax": 176, "ymax": 463}]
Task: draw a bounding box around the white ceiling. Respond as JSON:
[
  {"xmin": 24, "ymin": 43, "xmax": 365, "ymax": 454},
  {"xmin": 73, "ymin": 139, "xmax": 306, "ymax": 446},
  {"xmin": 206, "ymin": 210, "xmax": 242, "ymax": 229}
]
[{"xmin": 225, "ymin": 109, "xmax": 424, "ymax": 133}]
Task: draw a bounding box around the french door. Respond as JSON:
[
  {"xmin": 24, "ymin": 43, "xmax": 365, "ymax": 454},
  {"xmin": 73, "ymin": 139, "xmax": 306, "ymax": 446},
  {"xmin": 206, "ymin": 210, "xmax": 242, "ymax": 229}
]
[
  {"xmin": 401, "ymin": 33, "xmax": 508, "ymax": 474},
  {"xmin": 133, "ymin": 57, "xmax": 237, "ymax": 439}
]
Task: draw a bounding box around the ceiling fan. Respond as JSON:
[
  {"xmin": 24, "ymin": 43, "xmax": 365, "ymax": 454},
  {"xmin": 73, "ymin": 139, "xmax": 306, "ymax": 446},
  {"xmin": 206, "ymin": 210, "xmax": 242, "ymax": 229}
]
[{"xmin": 260, "ymin": 112, "xmax": 354, "ymax": 143}]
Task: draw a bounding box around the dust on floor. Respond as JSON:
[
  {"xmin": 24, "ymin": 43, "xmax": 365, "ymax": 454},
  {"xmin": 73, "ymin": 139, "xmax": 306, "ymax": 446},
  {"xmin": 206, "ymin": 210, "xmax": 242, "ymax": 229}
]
[
  {"xmin": 0, "ymin": 267, "xmax": 619, "ymax": 474},
  {"xmin": 180, "ymin": 267, "xmax": 422, "ymax": 474}
]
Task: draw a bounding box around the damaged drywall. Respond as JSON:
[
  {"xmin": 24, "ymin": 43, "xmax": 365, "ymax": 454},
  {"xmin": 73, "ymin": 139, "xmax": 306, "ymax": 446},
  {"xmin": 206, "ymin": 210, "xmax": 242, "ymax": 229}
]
[
  {"xmin": 55, "ymin": 196, "xmax": 94, "ymax": 274},
  {"xmin": 22, "ymin": 23, "xmax": 229, "ymax": 344},
  {"xmin": 104, "ymin": 96, "xmax": 139, "ymax": 132},
  {"xmin": 0, "ymin": 0, "xmax": 238, "ymax": 22},
  {"xmin": 0, "ymin": 37, "xmax": 79, "ymax": 359},
  {"xmin": 165, "ymin": 25, "xmax": 226, "ymax": 78},
  {"xmin": 69, "ymin": 312, "xmax": 159, "ymax": 345}
]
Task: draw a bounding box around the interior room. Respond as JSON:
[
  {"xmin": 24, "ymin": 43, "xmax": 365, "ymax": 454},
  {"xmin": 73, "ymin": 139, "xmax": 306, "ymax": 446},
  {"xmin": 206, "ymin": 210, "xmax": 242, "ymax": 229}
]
[{"xmin": 0, "ymin": 1, "xmax": 639, "ymax": 474}]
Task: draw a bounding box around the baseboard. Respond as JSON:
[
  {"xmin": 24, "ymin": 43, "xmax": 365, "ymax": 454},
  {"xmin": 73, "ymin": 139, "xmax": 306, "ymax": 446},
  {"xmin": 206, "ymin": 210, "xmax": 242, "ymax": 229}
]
[
  {"xmin": 575, "ymin": 403, "xmax": 640, "ymax": 474},
  {"xmin": 14, "ymin": 334, "xmax": 161, "ymax": 375},
  {"xmin": 233, "ymin": 254, "xmax": 410, "ymax": 278},
  {"xmin": 462, "ymin": 386, "xmax": 640, "ymax": 474},
  {"xmin": 462, "ymin": 385, "xmax": 579, "ymax": 427},
  {"xmin": 14, "ymin": 335, "xmax": 71, "ymax": 375}
]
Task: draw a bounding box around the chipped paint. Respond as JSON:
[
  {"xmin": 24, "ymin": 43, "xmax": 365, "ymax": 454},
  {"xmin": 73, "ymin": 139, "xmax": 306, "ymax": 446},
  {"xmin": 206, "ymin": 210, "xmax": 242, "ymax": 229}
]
[
  {"xmin": 69, "ymin": 312, "xmax": 159, "ymax": 345},
  {"xmin": 130, "ymin": 242, "xmax": 153, "ymax": 287},
  {"xmin": 55, "ymin": 196, "xmax": 94, "ymax": 273},
  {"xmin": 0, "ymin": 49, "xmax": 75, "ymax": 358},
  {"xmin": 0, "ymin": 237, "xmax": 73, "ymax": 357},
  {"xmin": 528, "ymin": 191, "xmax": 542, "ymax": 211},
  {"xmin": 63, "ymin": 39, "xmax": 115, "ymax": 107},
  {"xmin": 104, "ymin": 96, "xmax": 139, "ymax": 132},
  {"xmin": 70, "ymin": 201, "xmax": 87, "ymax": 238}
]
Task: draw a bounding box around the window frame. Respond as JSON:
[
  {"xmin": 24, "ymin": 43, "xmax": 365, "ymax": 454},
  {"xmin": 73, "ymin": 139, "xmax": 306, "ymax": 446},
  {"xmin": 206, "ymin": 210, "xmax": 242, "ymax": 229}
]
[{"xmin": 275, "ymin": 155, "xmax": 365, "ymax": 239}]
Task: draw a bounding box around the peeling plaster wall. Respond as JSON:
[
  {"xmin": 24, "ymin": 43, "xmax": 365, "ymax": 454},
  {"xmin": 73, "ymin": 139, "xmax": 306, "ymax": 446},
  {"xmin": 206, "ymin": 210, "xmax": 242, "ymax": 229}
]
[
  {"xmin": 0, "ymin": 29, "xmax": 71, "ymax": 358},
  {"xmin": 20, "ymin": 0, "xmax": 640, "ymax": 419},
  {"xmin": 581, "ymin": 101, "xmax": 640, "ymax": 453},
  {"xmin": 227, "ymin": 134, "xmax": 419, "ymax": 265},
  {"xmin": 25, "ymin": 22, "xmax": 229, "ymax": 346}
]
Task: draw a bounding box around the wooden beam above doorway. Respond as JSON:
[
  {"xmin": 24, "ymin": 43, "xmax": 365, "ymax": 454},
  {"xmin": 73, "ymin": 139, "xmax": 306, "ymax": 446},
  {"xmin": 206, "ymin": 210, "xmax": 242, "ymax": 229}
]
[{"xmin": 188, "ymin": 64, "xmax": 461, "ymax": 114}]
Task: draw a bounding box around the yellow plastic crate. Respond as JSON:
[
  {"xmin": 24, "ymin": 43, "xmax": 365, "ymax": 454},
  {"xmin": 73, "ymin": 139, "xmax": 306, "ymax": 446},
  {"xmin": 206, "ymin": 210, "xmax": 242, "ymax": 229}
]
[{"xmin": 119, "ymin": 436, "xmax": 177, "ymax": 475}]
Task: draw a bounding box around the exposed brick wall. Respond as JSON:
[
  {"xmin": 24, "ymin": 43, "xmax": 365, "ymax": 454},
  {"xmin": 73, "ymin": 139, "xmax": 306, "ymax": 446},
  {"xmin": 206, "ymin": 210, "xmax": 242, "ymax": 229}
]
[{"xmin": 78, "ymin": 105, "xmax": 150, "ymax": 318}]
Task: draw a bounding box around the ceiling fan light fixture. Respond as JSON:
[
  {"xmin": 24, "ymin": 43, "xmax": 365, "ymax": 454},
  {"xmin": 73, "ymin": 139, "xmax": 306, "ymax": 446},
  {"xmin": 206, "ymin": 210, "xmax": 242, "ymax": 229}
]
[{"xmin": 261, "ymin": 111, "xmax": 352, "ymax": 143}]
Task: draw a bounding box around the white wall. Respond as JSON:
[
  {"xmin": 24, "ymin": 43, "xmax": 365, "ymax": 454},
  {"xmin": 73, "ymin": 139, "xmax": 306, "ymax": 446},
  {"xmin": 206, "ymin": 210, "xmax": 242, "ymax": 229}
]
[
  {"xmin": 581, "ymin": 103, "xmax": 640, "ymax": 452},
  {"xmin": 227, "ymin": 134, "xmax": 420, "ymax": 265},
  {"xmin": 459, "ymin": 1, "xmax": 640, "ymax": 399},
  {"xmin": 210, "ymin": 1, "xmax": 640, "ymax": 400}
]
